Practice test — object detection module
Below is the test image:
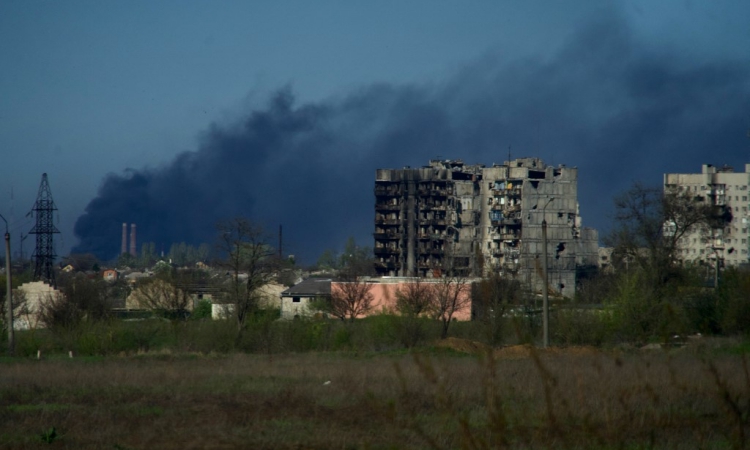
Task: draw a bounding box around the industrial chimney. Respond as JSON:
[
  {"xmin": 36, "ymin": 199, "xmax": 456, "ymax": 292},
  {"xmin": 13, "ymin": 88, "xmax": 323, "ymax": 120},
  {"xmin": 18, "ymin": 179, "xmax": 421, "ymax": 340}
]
[
  {"xmin": 121, "ymin": 223, "xmax": 128, "ymax": 255},
  {"xmin": 129, "ymin": 223, "xmax": 137, "ymax": 256}
]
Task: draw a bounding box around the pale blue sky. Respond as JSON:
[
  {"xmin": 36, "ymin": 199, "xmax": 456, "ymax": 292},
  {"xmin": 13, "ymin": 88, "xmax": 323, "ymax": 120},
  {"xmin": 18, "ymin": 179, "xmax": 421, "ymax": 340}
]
[{"xmin": 1, "ymin": 1, "xmax": 749, "ymax": 260}]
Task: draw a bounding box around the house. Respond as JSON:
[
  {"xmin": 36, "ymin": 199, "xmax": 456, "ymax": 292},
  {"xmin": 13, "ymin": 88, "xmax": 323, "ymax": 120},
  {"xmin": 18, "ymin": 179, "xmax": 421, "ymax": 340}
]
[
  {"xmin": 102, "ymin": 269, "xmax": 118, "ymax": 282},
  {"xmin": 13, "ymin": 281, "xmax": 62, "ymax": 330},
  {"xmin": 210, "ymin": 282, "xmax": 288, "ymax": 319},
  {"xmin": 280, "ymin": 278, "xmax": 332, "ymax": 319}
]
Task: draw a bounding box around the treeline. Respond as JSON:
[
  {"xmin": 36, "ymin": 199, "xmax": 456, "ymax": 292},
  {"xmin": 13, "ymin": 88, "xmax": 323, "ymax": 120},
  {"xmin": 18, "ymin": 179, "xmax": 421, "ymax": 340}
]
[{"xmin": 115, "ymin": 242, "xmax": 211, "ymax": 268}]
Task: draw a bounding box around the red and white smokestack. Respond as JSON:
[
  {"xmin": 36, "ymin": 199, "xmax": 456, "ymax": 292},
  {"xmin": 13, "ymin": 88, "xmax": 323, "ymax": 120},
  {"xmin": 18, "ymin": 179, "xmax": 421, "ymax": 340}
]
[
  {"xmin": 129, "ymin": 223, "xmax": 137, "ymax": 256},
  {"xmin": 121, "ymin": 223, "xmax": 128, "ymax": 255}
]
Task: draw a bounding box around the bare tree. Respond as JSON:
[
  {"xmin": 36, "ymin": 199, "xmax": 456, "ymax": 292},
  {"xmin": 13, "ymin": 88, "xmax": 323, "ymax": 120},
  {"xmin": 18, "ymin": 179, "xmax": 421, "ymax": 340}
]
[
  {"xmin": 395, "ymin": 278, "xmax": 433, "ymax": 317},
  {"xmin": 215, "ymin": 218, "xmax": 276, "ymax": 338},
  {"xmin": 431, "ymin": 275, "xmax": 470, "ymax": 339},
  {"xmin": 39, "ymin": 274, "xmax": 110, "ymax": 330},
  {"xmin": 131, "ymin": 274, "xmax": 192, "ymax": 320},
  {"xmin": 472, "ymin": 273, "xmax": 522, "ymax": 345},
  {"xmin": 608, "ymin": 183, "xmax": 715, "ymax": 276},
  {"xmin": 394, "ymin": 278, "xmax": 434, "ymax": 347},
  {"xmin": 329, "ymin": 267, "xmax": 374, "ymax": 322},
  {"xmin": 429, "ymin": 241, "xmax": 473, "ymax": 339}
]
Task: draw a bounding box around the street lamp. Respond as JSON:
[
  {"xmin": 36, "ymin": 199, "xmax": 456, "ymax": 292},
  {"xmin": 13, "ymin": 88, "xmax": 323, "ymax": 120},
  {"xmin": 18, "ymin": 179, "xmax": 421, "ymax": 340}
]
[
  {"xmin": 0, "ymin": 214, "xmax": 13, "ymax": 355},
  {"xmin": 541, "ymin": 197, "xmax": 555, "ymax": 348}
]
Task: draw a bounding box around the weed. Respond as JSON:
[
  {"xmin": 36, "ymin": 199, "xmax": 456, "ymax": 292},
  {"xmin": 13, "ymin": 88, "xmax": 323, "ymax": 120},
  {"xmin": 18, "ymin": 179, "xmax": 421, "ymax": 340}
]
[{"xmin": 39, "ymin": 426, "xmax": 58, "ymax": 444}]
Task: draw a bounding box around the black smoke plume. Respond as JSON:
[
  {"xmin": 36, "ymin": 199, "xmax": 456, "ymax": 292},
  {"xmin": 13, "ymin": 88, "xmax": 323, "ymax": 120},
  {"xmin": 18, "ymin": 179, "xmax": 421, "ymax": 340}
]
[{"xmin": 73, "ymin": 13, "xmax": 750, "ymax": 263}]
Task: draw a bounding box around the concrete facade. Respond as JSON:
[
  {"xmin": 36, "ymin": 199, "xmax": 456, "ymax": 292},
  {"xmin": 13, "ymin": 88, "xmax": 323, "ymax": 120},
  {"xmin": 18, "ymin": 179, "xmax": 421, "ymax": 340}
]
[
  {"xmin": 14, "ymin": 281, "xmax": 61, "ymax": 330},
  {"xmin": 374, "ymin": 158, "xmax": 598, "ymax": 298},
  {"xmin": 280, "ymin": 278, "xmax": 332, "ymax": 319},
  {"xmin": 664, "ymin": 164, "xmax": 750, "ymax": 267}
]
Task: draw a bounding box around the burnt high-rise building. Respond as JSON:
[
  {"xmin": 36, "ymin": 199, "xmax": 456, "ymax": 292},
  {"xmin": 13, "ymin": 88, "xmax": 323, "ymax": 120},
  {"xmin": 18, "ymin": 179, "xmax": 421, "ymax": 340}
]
[{"xmin": 374, "ymin": 158, "xmax": 598, "ymax": 298}]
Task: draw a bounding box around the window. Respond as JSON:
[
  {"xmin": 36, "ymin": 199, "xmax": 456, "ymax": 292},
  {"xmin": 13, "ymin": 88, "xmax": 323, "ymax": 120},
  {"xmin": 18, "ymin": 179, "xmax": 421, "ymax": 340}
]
[
  {"xmin": 744, "ymin": 196, "xmax": 748, "ymax": 202},
  {"xmin": 293, "ymin": 297, "xmax": 301, "ymax": 303}
]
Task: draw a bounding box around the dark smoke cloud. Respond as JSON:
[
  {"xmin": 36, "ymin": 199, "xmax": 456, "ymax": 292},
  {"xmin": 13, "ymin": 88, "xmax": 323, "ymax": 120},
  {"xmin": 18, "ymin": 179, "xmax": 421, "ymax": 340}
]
[{"xmin": 73, "ymin": 12, "xmax": 750, "ymax": 263}]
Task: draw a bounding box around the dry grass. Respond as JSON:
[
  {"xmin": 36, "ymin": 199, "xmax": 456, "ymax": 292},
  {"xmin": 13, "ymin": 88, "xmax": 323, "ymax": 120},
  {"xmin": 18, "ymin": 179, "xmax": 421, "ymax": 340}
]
[{"xmin": 0, "ymin": 343, "xmax": 748, "ymax": 449}]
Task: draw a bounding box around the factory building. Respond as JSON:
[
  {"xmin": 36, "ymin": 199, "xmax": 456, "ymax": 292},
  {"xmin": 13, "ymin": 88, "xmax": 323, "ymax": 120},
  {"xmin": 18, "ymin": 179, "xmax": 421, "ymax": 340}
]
[
  {"xmin": 374, "ymin": 158, "xmax": 598, "ymax": 298},
  {"xmin": 664, "ymin": 164, "xmax": 750, "ymax": 267}
]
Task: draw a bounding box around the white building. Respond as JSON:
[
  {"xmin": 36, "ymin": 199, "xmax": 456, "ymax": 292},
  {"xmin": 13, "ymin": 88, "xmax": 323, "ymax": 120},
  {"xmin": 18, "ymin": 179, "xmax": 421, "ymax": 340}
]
[{"xmin": 664, "ymin": 164, "xmax": 750, "ymax": 267}]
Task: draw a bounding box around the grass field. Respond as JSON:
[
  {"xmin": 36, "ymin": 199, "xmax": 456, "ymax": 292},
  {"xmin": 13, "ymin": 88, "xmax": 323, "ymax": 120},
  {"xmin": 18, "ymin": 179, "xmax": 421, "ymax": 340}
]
[{"xmin": 1, "ymin": 339, "xmax": 749, "ymax": 449}]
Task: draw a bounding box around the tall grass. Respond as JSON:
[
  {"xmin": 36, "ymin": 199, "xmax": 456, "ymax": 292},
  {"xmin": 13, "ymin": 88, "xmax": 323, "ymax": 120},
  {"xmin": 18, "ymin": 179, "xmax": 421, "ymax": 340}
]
[{"xmin": 1, "ymin": 343, "xmax": 748, "ymax": 448}]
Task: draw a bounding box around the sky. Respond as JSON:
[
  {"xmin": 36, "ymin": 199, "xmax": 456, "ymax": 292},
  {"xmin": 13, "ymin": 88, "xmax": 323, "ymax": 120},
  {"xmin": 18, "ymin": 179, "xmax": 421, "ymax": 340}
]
[{"xmin": 1, "ymin": 0, "xmax": 749, "ymax": 264}]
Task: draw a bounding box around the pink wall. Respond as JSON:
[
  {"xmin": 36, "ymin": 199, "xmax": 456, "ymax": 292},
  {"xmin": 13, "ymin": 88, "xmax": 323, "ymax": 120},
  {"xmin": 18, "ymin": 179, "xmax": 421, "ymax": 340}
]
[{"xmin": 331, "ymin": 280, "xmax": 472, "ymax": 321}]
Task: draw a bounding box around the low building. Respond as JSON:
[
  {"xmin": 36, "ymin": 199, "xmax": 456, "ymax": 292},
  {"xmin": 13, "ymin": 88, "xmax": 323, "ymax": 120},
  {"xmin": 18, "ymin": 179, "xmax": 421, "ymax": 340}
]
[
  {"xmin": 280, "ymin": 277, "xmax": 474, "ymax": 321},
  {"xmin": 102, "ymin": 269, "xmax": 118, "ymax": 282},
  {"xmin": 280, "ymin": 279, "xmax": 332, "ymax": 319},
  {"xmin": 13, "ymin": 281, "xmax": 61, "ymax": 330}
]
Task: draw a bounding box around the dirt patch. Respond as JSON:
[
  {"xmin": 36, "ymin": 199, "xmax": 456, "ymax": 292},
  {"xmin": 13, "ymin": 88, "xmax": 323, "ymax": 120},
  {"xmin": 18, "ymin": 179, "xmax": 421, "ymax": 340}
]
[
  {"xmin": 494, "ymin": 344, "xmax": 601, "ymax": 359},
  {"xmin": 434, "ymin": 337, "xmax": 491, "ymax": 354},
  {"xmin": 435, "ymin": 338, "xmax": 601, "ymax": 359}
]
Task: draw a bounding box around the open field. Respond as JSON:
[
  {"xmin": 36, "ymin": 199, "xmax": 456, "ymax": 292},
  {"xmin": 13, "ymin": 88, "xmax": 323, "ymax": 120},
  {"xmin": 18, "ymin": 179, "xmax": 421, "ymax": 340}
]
[{"xmin": 1, "ymin": 341, "xmax": 749, "ymax": 449}]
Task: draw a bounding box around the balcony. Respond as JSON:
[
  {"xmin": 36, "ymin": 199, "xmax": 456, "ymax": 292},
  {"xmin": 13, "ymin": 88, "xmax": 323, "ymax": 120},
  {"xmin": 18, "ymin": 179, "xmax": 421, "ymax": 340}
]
[
  {"xmin": 375, "ymin": 202, "xmax": 401, "ymax": 212},
  {"xmin": 375, "ymin": 217, "xmax": 400, "ymax": 226},
  {"xmin": 374, "ymin": 247, "xmax": 401, "ymax": 256},
  {"xmin": 374, "ymin": 186, "xmax": 401, "ymax": 197},
  {"xmin": 373, "ymin": 231, "xmax": 401, "ymax": 240}
]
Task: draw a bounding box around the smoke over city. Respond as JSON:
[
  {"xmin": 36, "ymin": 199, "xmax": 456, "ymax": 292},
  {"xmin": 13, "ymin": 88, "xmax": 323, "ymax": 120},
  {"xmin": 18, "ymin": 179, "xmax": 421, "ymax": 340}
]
[{"xmin": 72, "ymin": 13, "xmax": 750, "ymax": 263}]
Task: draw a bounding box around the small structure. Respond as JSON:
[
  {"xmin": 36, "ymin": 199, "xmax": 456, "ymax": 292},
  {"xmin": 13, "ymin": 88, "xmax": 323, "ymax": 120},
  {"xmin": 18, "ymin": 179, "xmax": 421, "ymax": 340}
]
[
  {"xmin": 280, "ymin": 278, "xmax": 332, "ymax": 319},
  {"xmin": 14, "ymin": 281, "xmax": 61, "ymax": 330},
  {"xmin": 102, "ymin": 269, "xmax": 119, "ymax": 282},
  {"xmin": 280, "ymin": 277, "xmax": 475, "ymax": 321},
  {"xmin": 210, "ymin": 282, "xmax": 288, "ymax": 319}
]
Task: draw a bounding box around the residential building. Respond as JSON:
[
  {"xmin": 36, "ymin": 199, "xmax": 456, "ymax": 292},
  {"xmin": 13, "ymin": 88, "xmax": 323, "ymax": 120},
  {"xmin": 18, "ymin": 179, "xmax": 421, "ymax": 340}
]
[
  {"xmin": 664, "ymin": 164, "xmax": 750, "ymax": 267},
  {"xmin": 374, "ymin": 158, "xmax": 598, "ymax": 298},
  {"xmin": 280, "ymin": 278, "xmax": 332, "ymax": 319}
]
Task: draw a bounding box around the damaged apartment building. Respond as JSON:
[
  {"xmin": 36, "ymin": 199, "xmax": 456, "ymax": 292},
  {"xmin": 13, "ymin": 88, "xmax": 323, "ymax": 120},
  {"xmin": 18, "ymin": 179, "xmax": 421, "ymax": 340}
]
[
  {"xmin": 374, "ymin": 157, "xmax": 598, "ymax": 298},
  {"xmin": 664, "ymin": 163, "xmax": 750, "ymax": 267}
]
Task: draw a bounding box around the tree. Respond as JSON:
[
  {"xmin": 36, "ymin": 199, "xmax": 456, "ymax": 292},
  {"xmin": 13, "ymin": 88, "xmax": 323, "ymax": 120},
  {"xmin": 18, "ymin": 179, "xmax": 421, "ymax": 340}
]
[
  {"xmin": 431, "ymin": 275, "xmax": 471, "ymax": 339},
  {"xmin": 139, "ymin": 242, "xmax": 157, "ymax": 267},
  {"xmin": 329, "ymin": 269, "xmax": 375, "ymax": 322},
  {"xmin": 395, "ymin": 278, "xmax": 433, "ymax": 317},
  {"xmin": 130, "ymin": 270, "xmax": 193, "ymax": 320},
  {"xmin": 604, "ymin": 182, "xmax": 720, "ymax": 342},
  {"xmin": 394, "ymin": 278, "xmax": 434, "ymax": 347},
  {"xmin": 429, "ymin": 241, "xmax": 472, "ymax": 339},
  {"xmin": 472, "ymin": 274, "xmax": 522, "ymax": 345},
  {"xmin": 215, "ymin": 218, "xmax": 277, "ymax": 339},
  {"xmin": 39, "ymin": 273, "xmax": 110, "ymax": 330},
  {"xmin": 316, "ymin": 249, "xmax": 340, "ymax": 271},
  {"xmin": 607, "ymin": 182, "xmax": 715, "ymax": 282},
  {"xmin": 65, "ymin": 253, "xmax": 100, "ymax": 272}
]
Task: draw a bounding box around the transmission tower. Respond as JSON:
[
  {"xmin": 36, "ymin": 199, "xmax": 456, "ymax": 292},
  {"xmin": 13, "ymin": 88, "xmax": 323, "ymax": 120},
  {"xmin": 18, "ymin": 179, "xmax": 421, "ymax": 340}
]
[{"xmin": 29, "ymin": 173, "xmax": 60, "ymax": 285}]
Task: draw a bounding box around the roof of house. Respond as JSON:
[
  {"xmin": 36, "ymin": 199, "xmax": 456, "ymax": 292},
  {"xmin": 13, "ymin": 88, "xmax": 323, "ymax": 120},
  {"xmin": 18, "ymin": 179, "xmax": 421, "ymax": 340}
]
[{"xmin": 281, "ymin": 278, "xmax": 331, "ymax": 297}]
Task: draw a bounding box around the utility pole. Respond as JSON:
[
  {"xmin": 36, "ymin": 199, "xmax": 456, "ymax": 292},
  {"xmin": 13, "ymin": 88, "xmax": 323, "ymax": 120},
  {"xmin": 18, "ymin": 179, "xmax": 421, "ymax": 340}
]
[
  {"xmin": 0, "ymin": 214, "xmax": 13, "ymax": 355},
  {"xmin": 541, "ymin": 197, "xmax": 555, "ymax": 348}
]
